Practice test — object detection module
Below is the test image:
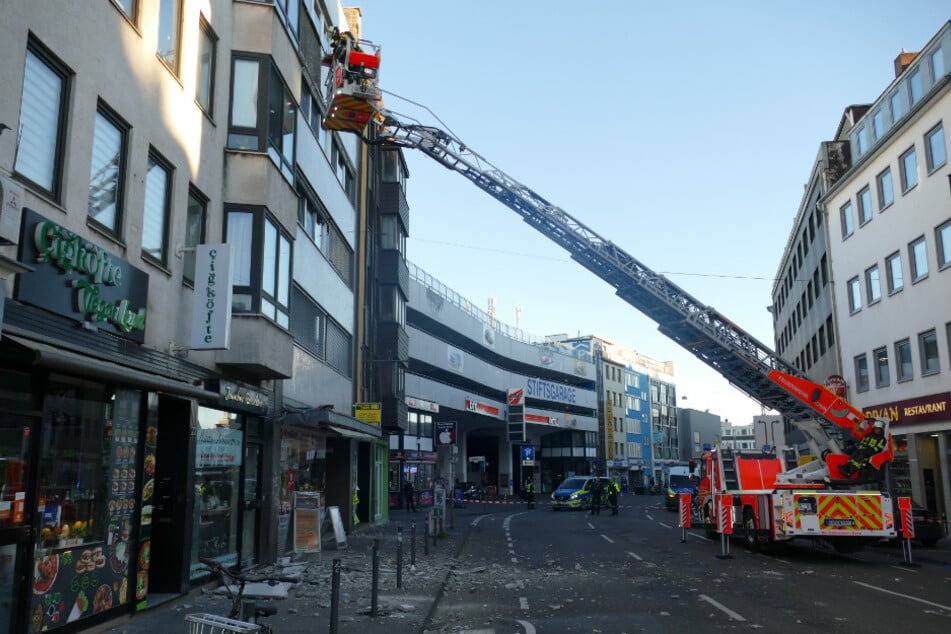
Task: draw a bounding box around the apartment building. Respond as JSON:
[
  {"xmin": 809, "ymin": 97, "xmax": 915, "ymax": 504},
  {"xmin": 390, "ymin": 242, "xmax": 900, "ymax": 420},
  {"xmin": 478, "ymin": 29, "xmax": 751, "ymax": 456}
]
[
  {"xmin": 822, "ymin": 22, "xmax": 951, "ymax": 520},
  {"xmin": 0, "ymin": 2, "xmax": 395, "ymax": 631}
]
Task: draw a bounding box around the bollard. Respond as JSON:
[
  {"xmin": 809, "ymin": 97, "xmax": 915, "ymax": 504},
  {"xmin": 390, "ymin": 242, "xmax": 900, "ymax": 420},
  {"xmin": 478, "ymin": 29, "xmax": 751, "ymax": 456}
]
[
  {"xmin": 410, "ymin": 519, "xmax": 416, "ymax": 566},
  {"xmin": 432, "ymin": 509, "xmax": 437, "ymax": 548},
  {"xmin": 330, "ymin": 558, "xmax": 341, "ymax": 634},
  {"xmin": 371, "ymin": 538, "xmax": 379, "ymax": 617},
  {"xmin": 396, "ymin": 524, "xmax": 403, "ymax": 589},
  {"xmin": 424, "ymin": 513, "xmax": 430, "ymax": 556}
]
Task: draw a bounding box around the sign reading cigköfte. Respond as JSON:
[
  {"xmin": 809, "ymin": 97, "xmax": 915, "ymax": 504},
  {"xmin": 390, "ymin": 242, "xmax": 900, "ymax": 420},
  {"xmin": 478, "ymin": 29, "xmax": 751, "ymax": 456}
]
[
  {"xmin": 16, "ymin": 209, "xmax": 149, "ymax": 342},
  {"xmin": 190, "ymin": 243, "xmax": 233, "ymax": 350}
]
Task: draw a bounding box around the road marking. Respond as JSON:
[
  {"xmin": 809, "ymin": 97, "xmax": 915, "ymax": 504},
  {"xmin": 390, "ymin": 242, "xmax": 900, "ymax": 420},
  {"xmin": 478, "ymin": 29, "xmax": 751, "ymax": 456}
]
[
  {"xmin": 659, "ymin": 522, "xmax": 673, "ymax": 529},
  {"xmin": 646, "ymin": 513, "xmax": 654, "ymax": 520},
  {"xmin": 890, "ymin": 564, "xmax": 918, "ymax": 573},
  {"xmin": 587, "ymin": 522, "xmax": 595, "ymax": 529},
  {"xmin": 698, "ymin": 594, "xmax": 747, "ymax": 621},
  {"xmin": 626, "ymin": 550, "xmax": 643, "ymax": 561},
  {"xmin": 853, "ymin": 580, "xmax": 951, "ymax": 611},
  {"xmin": 515, "ymin": 619, "xmax": 537, "ymax": 634},
  {"xmin": 601, "ymin": 534, "xmax": 614, "ymax": 544},
  {"xmin": 519, "ymin": 596, "xmax": 529, "ymax": 610}
]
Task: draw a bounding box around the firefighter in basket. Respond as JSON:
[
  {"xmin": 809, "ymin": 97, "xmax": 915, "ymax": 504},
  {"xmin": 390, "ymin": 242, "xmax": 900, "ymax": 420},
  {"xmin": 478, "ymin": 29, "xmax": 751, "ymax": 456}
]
[{"xmin": 839, "ymin": 419, "xmax": 888, "ymax": 479}]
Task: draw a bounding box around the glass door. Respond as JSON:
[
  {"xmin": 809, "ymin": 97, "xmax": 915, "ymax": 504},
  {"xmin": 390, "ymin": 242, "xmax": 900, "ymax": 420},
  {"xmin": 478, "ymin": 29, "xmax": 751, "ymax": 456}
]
[
  {"xmin": 240, "ymin": 442, "xmax": 261, "ymax": 567},
  {"xmin": 0, "ymin": 412, "xmax": 32, "ymax": 634}
]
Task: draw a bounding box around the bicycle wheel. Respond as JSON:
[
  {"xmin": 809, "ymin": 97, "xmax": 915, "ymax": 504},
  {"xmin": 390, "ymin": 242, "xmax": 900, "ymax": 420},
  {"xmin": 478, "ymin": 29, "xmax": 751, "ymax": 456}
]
[{"xmin": 185, "ymin": 613, "xmax": 262, "ymax": 634}]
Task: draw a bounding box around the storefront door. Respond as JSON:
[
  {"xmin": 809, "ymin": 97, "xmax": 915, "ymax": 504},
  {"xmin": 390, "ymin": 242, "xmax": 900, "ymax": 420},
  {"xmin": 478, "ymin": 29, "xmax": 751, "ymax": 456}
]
[{"xmin": 241, "ymin": 442, "xmax": 261, "ymax": 567}]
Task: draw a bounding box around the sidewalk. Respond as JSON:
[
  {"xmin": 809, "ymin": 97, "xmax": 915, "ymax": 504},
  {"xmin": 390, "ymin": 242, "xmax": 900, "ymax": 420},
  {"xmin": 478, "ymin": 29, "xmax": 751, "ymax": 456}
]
[{"xmin": 91, "ymin": 504, "xmax": 486, "ymax": 634}]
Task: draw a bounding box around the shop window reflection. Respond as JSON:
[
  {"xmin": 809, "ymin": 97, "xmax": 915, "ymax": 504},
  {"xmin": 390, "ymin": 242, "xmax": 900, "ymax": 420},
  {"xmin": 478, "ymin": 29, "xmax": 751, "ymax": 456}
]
[{"xmin": 190, "ymin": 407, "xmax": 241, "ymax": 578}]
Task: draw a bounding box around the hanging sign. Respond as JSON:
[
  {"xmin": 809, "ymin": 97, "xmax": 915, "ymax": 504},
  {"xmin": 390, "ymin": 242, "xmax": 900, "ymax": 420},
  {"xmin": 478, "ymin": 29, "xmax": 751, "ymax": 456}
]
[{"xmin": 190, "ymin": 243, "xmax": 233, "ymax": 349}]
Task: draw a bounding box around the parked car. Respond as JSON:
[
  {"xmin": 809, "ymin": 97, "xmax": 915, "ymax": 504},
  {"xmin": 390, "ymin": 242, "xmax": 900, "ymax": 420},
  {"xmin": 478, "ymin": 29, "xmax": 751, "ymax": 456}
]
[
  {"xmin": 550, "ymin": 476, "xmax": 611, "ymax": 511},
  {"xmin": 898, "ymin": 503, "xmax": 944, "ymax": 547}
]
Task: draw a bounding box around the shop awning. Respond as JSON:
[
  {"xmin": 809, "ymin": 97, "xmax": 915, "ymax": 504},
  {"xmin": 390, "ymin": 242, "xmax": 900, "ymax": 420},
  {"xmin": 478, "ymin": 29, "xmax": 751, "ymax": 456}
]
[
  {"xmin": 4, "ymin": 333, "xmax": 212, "ymax": 400},
  {"xmin": 281, "ymin": 406, "xmax": 383, "ymax": 441},
  {"xmin": 326, "ymin": 424, "xmax": 379, "ymax": 442}
]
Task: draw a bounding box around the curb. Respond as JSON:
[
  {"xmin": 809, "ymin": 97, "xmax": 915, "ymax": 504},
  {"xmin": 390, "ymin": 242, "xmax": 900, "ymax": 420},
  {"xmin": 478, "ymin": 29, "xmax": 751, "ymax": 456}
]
[{"xmin": 420, "ymin": 519, "xmax": 475, "ymax": 631}]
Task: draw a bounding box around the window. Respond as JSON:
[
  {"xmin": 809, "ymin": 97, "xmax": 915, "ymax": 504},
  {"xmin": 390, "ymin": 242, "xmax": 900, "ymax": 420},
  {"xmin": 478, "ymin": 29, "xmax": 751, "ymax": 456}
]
[
  {"xmin": 143, "ymin": 150, "xmax": 172, "ymax": 264},
  {"xmin": 183, "ymin": 187, "xmax": 207, "ymax": 284},
  {"xmin": 865, "ymin": 264, "xmax": 881, "ymax": 304},
  {"xmin": 847, "ymin": 276, "xmax": 862, "ymax": 313},
  {"xmin": 900, "ymin": 146, "xmax": 918, "ymax": 192},
  {"xmin": 381, "ymin": 215, "xmax": 407, "ymax": 256},
  {"xmin": 157, "ymin": 0, "xmax": 182, "ymax": 75},
  {"xmin": 909, "ymin": 236, "xmax": 928, "ymax": 282},
  {"xmin": 262, "ymin": 218, "xmax": 291, "ymax": 327},
  {"xmin": 890, "ymin": 90, "xmax": 904, "ymax": 123},
  {"xmin": 886, "ymin": 251, "xmax": 904, "ymax": 293},
  {"xmin": 300, "ymin": 82, "xmax": 323, "ymax": 136},
  {"xmin": 895, "ymin": 339, "xmax": 913, "ymax": 382},
  {"xmin": 856, "ymin": 126, "xmax": 869, "ymax": 156},
  {"xmin": 228, "ymin": 56, "xmax": 296, "ymax": 180},
  {"xmin": 297, "ymin": 186, "xmax": 353, "ymax": 287},
  {"xmin": 925, "ymin": 123, "xmax": 946, "ymax": 173},
  {"xmin": 87, "ymin": 104, "xmax": 128, "ymax": 233},
  {"xmin": 854, "ymin": 354, "xmax": 869, "ymax": 392},
  {"xmin": 267, "ymin": 64, "xmax": 296, "ymax": 180},
  {"xmin": 196, "ymin": 16, "xmax": 217, "ymax": 115},
  {"xmin": 326, "ymin": 319, "xmax": 352, "ymax": 376},
  {"xmin": 857, "ymin": 186, "xmax": 873, "ymax": 225},
  {"xmin": 872, "ymin": 110, "xmax": 885, "ymax": 140},
  {"xmin": 918, "ymin": 329, "xmax": 939, "ymax": 375},
  {"xmin": 14, "ymin": 40, "xmax": 70, "ymax": 200},
  {"xmin": 113, "ymin": 0, "xmax": 137, "ymax": 21},
  {"xmin": 909, "ymin": 68, "xmax": 923, "ymax": 105},
  {"xmin": 874, "ymin": 346, "xmax": 890, "ymax": 387},
  {"xmin": 290, "ymin": 286, "xmax": 325, "ymax": 360},
  {"xmin": 226, "ymin": 208, "xmax": 292, "ymax": 327},
  {"xmin": 379, "ymin": 286, "xmax": 407, "ymax": 327},
  {"xmin": 274, "ymin": 0, "xmax": 300, "ymax": 39},
  {"xmin": 876, "ymin": 167, "xmax": 894, "ymax": 210},
  {"xmin": 937, "ymin": 219, "xmax": 951, "ymax": 269},
  {"xmin": 840, "ymin": 201, "xmax": 855, "ymax": 238},
  {"xmin": 931, "ymin": 47, "xmax": 945, "ymax": 82}
]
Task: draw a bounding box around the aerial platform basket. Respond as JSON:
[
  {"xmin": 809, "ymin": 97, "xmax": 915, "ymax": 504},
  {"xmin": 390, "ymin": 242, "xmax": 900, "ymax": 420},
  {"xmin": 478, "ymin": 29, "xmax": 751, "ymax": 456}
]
[{"xmin": 184, "ymin": 613, "xmax": 262, "ymax": 634}]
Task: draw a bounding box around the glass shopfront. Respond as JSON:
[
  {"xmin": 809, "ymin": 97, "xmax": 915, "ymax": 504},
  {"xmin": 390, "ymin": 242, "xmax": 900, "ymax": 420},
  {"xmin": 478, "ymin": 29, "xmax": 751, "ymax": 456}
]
[
  {"xmin": 31, "ymin": 376, "xmax": 143, "ymax": 631},
  {"xmin": 190, "ymin": 407, "xmax": 243, "ymax": 580},
  {"xmin": 277, "ymin": 428, "xmax": 326, "ymax": 554}
]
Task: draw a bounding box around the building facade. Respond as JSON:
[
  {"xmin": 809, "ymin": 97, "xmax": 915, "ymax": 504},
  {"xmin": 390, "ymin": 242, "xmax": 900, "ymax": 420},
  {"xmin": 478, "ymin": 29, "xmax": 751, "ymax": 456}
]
[
  {"xmin": 0, "ymin": 2, "xmax": 390, "ymax": 632},
  {"xmin": 822, "ymin": 23, "xmax": 951, "ymax": 520}
]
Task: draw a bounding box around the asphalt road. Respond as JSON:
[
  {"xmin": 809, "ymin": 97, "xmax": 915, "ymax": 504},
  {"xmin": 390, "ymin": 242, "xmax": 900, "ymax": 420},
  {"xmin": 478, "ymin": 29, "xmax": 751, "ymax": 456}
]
[{"xmin": 429, "ymin": 494, "xmax": 951, "ymax": 633}]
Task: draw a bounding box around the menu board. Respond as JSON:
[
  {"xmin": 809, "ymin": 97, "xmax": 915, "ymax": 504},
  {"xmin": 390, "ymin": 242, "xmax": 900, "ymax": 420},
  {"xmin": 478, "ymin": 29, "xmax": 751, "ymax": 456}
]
[
  {"xmin": 293, "ymin": 493, "xmax": 321, "ymax": 553},
  {"xmin": 135, "ymin": 416, "xmax": 157, "ymax": 610}
]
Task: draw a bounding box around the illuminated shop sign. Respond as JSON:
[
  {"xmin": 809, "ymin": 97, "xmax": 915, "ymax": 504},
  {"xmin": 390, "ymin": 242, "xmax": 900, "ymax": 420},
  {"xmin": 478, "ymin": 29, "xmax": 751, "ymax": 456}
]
[
  {"xmin": 16, "ymin": 209, "xmax": 148, "ymax": 342},
  {"xmin": 863, "ymin": 392, "xmax": 951, "ymax": 426}
]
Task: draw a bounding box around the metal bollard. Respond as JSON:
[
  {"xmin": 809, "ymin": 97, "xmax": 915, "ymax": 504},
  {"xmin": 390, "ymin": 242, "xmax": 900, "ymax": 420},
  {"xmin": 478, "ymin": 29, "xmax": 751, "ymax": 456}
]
[
  {"xmin": 371, "ymin": 538, "xmax": 380, "ymax": 617},
  {"xmin": 410, "ymin": 519, "xmax": 416, "ymax": 566},
  {"xmin": 424, "ymin": 513, "xmax": 430, "ymax": 556},
  {"xmin": 330, "ymin": 558, "xmax": 341, "ymax": 634},
  {"xmin": 396, "ymin": 524, "xmax": 403, "ymax": 589}
]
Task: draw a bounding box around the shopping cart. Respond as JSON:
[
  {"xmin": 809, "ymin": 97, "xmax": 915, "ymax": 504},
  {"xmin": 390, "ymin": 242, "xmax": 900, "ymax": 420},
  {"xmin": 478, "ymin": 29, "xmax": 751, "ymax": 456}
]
[{"xmin": 184, "ymin": 613, "xmax": 262, "ymax": 634}]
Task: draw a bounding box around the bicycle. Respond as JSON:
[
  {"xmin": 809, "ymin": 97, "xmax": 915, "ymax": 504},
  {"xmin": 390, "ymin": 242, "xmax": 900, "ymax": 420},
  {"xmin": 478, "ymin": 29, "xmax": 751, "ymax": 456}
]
[{"xmin": 184, "ymin": 556, "xmax": 297, "ymax": 634}]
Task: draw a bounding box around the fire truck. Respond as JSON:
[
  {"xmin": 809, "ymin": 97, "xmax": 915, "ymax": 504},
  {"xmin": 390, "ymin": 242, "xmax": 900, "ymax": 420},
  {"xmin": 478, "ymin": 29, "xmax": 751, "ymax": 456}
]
[{"xmin": 322, "ymin": 29, "xmax": 899, "ymax": 552}]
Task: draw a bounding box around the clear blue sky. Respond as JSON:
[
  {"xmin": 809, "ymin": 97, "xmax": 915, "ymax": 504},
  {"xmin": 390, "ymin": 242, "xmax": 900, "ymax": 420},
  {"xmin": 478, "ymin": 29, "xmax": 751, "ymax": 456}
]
[{"xmin": 350, "ymin": 1, "xmax": 949, "ymax": 425}]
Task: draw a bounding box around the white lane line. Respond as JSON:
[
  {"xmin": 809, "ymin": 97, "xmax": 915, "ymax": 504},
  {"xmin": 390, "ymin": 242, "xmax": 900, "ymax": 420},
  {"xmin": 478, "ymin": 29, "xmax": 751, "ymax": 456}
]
[
  {"xmin": 515, "ymin": 619, "xmax": 537, "ymax": 634},
  {"xmin": 659, "ymin": 522, "xmax": 673, "ymax": 529},
  {"xmin": 626, "ymin": 550, "xmax": 643, "ymax": 561},
  {"xmin": 890, "ymin": 564, "xmax": 918, "ymax": 573},
  {"xmin": 601, "ymin": 534, "xmax": 614, "ymax": 544},
  {"xmin": 698, "ymin": 594, "xmax": 747, "ymax": 622},
  {"xmin": 519, "ymin": 596, "xmax": 529, "ymax": 610},
  {"xmin": 853, "ymin": 580, "xmax": 951, "ymax": 611},
  {"xmin": 587, "ymin": 522, "xmax": 595, "ymax": 529},
  {"xmin": 646, "ymin": 513, "xmax": 654, "ymax": 520}
]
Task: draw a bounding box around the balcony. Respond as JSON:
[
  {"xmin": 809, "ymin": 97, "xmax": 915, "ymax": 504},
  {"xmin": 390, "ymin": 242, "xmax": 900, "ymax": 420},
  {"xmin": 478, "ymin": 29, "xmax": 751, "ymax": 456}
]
[{"xmin": 215, "ymin": 314, "xmax": 294, "ymax": 380}]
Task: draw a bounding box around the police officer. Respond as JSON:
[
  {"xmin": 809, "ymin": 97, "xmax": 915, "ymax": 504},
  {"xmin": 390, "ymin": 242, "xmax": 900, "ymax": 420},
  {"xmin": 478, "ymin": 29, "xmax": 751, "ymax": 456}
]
[
  {"xmin": 607, "ymin": 478, "xmax": 621, "ymax": 515},
  {"xmin": 590, "ymin": 477, "xmax": 604, "ymax": 515},
  {"xmin": 524, "ymin": 477, "xmax": 536, "ymax": 510}
]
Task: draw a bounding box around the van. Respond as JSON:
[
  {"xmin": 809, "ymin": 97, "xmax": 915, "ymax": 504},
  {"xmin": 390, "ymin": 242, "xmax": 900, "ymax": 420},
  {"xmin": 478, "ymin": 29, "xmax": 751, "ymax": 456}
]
[{"xmin": 550, "ymin": 476, "xmax": 611, "ymax": 511}]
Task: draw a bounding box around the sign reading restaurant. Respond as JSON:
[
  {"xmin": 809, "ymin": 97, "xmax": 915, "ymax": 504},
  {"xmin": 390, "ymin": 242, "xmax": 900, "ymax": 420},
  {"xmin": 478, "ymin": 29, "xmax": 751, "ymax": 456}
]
[
  {"xmin": 863, "ymin": 391, "xmax": 951, "ymax": 426},
  {"xmin": 16, "ymin": 209, "xmax": 149, "ymax": 342}
]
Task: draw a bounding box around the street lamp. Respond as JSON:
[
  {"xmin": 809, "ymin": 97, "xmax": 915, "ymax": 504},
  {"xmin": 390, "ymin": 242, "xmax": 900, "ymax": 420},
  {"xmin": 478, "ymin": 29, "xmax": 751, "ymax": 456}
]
[{"xmin": 771, "ymin": 419, "xmax": 782, "ymax": 447}]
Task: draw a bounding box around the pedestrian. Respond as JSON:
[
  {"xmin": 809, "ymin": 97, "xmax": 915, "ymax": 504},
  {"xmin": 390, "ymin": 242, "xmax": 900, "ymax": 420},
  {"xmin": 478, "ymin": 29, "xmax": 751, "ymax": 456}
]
[
  {"xmin": 590, "ymin": 477, "xmax": 603, "ymax": 515},
  {"xmin": 403, "ymin": 478, "xmax": 416, "ymax": 512},
  {"xmin": 524, "ymin": 476, "xmax": 536, "ymax": 510}
]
